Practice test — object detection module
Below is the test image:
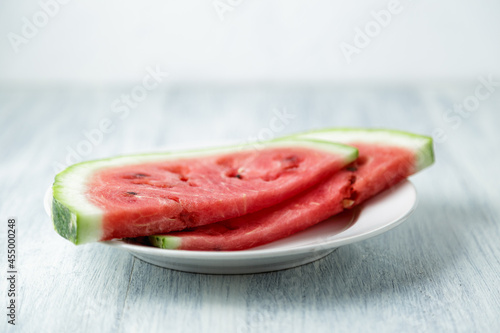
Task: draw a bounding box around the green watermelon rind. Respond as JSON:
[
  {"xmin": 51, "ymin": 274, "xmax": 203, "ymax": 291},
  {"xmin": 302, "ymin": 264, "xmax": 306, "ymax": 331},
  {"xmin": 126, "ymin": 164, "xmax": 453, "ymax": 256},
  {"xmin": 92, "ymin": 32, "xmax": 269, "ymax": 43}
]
[
  {"xmin": 150, "ymin": 128, "xmax": 434, "ymax": 250},
  {"xmin": 296, "ymin": 128, "xmax": 434, "ymax": 172},
  {"xmin": 51, "ymin": 138, "xmax": 358, "ymax": 245},
  {"xmin": 149, "ymin": 235, "xmax": 181, "ymax": 249},
  {"xmin": 52, "ymin": 197, "xmax": 77, "ymax": 244}
]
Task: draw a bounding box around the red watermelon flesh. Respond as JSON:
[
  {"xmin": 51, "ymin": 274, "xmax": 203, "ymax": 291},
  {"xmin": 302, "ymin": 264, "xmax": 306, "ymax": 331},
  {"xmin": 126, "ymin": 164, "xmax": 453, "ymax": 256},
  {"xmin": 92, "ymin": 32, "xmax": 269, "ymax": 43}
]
[
  {"xmin": 149, "ymin": 143, "xmax": 417, "ymax": 251},
  {"xmin": 86, "ymin": 145, "xmax": 356, "ymax": 241}
]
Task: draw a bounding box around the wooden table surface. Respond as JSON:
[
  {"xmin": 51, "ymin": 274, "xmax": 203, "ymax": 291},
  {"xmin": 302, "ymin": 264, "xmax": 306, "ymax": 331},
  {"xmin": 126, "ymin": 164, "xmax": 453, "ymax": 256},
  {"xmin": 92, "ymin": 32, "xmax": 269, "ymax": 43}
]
[{"xmin": 1, "ymin": 84, "xmax": 499, "ymax": 332}]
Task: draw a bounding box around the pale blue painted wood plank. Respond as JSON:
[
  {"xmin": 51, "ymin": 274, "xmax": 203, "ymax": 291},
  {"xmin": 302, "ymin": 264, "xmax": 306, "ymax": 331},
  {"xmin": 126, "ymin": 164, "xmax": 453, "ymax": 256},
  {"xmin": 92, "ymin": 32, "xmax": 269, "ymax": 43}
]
[{"xmin": 0, "ymin": 85, "xmax": 499, "ymax": 333}]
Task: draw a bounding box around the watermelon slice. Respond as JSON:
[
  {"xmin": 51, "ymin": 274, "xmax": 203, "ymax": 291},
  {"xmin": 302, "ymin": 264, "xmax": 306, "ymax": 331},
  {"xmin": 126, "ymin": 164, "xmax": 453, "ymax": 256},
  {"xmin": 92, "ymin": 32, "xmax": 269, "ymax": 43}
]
[
  {"xmin": 149, "ymin": 129, "xmax": 434, "ymax": 251},
  {"xmin": 51, "ymin": 138, "xmax": 358, "ymax": 244}
]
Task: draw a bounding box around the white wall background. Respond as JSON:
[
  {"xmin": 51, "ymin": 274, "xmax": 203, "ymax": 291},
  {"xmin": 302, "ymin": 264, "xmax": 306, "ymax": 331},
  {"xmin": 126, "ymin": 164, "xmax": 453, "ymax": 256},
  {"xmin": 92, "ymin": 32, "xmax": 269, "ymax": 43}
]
[{"xmin": 0, "ymin": 0, "xmax": 499, "ymax": 84}]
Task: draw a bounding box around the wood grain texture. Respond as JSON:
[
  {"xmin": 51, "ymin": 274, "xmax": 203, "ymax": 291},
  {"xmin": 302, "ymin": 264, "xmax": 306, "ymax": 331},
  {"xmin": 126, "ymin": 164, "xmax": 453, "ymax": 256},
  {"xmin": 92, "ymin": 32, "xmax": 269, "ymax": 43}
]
[{"xmin": 1, "ymin": 84, "xmax": 499, "ymax": 332}]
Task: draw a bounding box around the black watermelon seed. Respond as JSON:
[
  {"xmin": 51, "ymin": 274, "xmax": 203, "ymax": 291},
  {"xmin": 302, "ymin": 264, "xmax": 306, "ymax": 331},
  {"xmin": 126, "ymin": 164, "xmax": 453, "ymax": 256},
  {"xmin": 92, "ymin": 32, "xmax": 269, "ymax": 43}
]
[
  {"xmin": 346, "ymin": 166, "xmax": 358, "ymax": 172},
  {"xmin": 126, "ymin": 191, "xmax": 138, "ymax": 195}
]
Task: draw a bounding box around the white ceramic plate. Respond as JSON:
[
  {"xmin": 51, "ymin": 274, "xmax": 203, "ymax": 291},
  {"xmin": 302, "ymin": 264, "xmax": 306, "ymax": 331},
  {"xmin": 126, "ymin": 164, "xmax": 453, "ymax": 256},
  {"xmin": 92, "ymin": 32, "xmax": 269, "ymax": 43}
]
[{"xmin": 44, "ymin": 180, "xmax": 417, "ymax": 274}]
